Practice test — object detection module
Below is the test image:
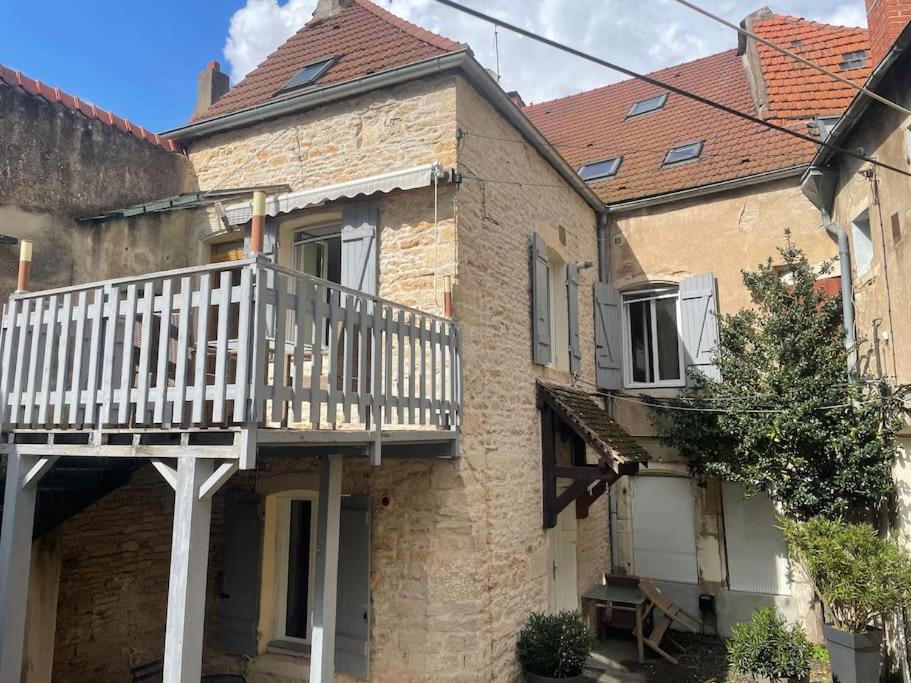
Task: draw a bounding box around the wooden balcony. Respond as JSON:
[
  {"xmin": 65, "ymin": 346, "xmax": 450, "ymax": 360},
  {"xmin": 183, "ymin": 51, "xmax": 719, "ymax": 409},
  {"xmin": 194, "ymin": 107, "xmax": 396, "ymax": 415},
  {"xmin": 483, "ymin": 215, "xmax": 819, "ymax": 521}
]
[{"xmin": 0, "ymin": 258, "xmax": 461, "ymax": 465}]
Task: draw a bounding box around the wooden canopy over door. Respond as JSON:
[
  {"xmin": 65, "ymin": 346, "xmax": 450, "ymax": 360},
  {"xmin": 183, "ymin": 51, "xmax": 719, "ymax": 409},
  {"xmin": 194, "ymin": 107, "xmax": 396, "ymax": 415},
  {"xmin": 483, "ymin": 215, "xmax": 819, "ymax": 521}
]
[{"xmin": 537, "ymin": 379, "xmax": 649, "ymax": 529}]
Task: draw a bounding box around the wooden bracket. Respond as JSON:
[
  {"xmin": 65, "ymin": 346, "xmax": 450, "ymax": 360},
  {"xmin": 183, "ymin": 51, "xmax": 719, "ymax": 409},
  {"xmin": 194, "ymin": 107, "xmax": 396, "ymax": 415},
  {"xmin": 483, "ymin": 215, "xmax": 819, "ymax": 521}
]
[
  {"xmin": 152, "ymin": 459, "xmax": 178, "ymax": 491},
  {"xmin": 576, "ymin": 480, "xmax": 608, "ymax": 520},
  {"xmin": 198, "ymin": 461, "xmax": 238, "ymax": 500},
  {"xmin": 21, "ymin": 456, "xmax": 59, "ymax": 490}
]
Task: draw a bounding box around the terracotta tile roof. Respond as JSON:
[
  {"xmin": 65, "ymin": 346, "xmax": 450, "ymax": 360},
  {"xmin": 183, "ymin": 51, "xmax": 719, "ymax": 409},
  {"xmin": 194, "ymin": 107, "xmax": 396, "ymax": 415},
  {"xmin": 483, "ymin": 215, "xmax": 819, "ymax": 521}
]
[
  {"xmin": 752, "ymin": 15, "xmax": 871, "ymax": 123},
  {"xmin": 0, "ymin": 64, "xmax": 180, "ymax": 153},
  {"xmin": 192, "ymin": 0, "xmax": 464, "ymax": 123},
  {"xmin": 523, "ymin": 15, "xmax": 870, "ymax": 205}
]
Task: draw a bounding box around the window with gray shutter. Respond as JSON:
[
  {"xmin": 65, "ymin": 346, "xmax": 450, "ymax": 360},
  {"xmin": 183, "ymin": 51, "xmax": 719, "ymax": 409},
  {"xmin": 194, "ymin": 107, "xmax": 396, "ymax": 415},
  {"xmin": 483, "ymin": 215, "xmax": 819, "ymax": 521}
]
[
  {"xmin": 679, "ymin": 272, "xmax": 721, "ymax": 382},
  {"xmin": 530, "ymin": 233, "xmax": 552, "ymax": 365},
  {"xmin": 217, "ymin": 490, "xmax": 262, "ymax": 656},
  {"xmin": 341, "ymin": 204, "xmax": 377, "ymax": 296},
  {"xmin": 566, "ymin": 263, "xmax": 582, "ymax": 375},
  {"xmin": 335, "ymin": 495, "xmax": 371, "ymax": 679},
  {"xmin": 594, "ymin": 281, "xmax": 622, "ymax": 391}
]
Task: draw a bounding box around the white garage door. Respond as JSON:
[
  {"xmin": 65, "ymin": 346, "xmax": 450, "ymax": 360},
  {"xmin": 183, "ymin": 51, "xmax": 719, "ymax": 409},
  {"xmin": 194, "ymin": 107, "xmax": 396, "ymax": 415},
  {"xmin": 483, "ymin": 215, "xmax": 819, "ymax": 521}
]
[
  {"xmin": 722, "ymin": 482, "xmax": 791, "ymax": 595},
  {"xmin": 632, "ymin": 477, "xmax": 698, "ymax": 583}
]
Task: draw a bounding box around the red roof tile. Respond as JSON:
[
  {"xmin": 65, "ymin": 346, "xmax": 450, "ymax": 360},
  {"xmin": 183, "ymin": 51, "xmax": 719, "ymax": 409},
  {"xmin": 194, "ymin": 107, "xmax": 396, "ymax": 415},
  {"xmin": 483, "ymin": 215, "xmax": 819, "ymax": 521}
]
[
  {"xmin": 524, "ymin": 15, "xmax": 869, "ymax": 205},
  {"xmin": 0, "ymin": 64, "xmax": 180, "ymax": 153},
  {"xmin": 192, "ymin": 0, "xmax": 464, "ymax": 123}
]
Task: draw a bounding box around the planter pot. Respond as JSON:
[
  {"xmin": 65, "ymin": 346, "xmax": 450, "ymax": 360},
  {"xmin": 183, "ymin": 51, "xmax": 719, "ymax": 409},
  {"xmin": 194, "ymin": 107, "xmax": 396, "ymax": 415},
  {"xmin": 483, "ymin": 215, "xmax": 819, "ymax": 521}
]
[
  {"xmin": 525, "ymin": 672, "xmax": 587, "ymax": 683},
  {"xmin": 823, "ymin": 623, "xmax": 883, "ymax": 683}
]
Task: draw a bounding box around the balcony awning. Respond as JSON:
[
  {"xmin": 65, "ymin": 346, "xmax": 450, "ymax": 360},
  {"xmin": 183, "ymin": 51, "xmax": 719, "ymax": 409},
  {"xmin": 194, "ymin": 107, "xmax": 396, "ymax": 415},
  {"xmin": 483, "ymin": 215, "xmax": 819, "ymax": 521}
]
[{"xmin": 223, "ymin": 162, "xmax": 442, "ymax": 226}]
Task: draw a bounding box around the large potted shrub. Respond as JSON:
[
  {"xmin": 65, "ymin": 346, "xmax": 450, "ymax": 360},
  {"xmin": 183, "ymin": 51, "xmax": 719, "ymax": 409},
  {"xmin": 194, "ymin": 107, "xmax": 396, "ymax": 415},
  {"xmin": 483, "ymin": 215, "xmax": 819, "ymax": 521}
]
[
  {"xmin": 782, "ymin": 518, "xmax": 911, "ymax": 683},
  {"xmin": 516, "ymin": 611, "xmax": 593, "ymax": 682},
  {"xmin": 727, "ymin": 607, "xmax": 814, "ymax": 682}
]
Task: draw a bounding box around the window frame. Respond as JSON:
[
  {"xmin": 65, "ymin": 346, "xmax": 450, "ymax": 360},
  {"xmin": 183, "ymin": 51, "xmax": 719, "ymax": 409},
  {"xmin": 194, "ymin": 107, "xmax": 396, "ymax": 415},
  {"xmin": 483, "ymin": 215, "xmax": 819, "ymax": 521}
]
[
  {"xmin": 278, "ymin": 55, "xmax": 339, "ymax": 94},
  {"xmin": 839, "ymin": 50, "xmax": 869, "ymax": 72},
  {"xmin": 627, "ymin": 93, "xmax": 668, "ymax": 118},
  {"xmin": 621, "ymin": 285, "xmax": 686, "ymax": 389},
  {"xmin": 663, "ymin": 141, "xmax": 704, "ymax": 166},
  {"xmin": 273, "ymin": 491, "xmax": 319, "ymax": 646},
  {"xmin": 579, "ymin": 156, "xmax": 622, "ymax": 181}
]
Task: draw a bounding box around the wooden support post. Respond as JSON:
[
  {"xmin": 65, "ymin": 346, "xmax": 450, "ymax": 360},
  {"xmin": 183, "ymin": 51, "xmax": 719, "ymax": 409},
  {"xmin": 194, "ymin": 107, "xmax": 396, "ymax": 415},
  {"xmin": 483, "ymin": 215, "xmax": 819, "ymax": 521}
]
[
  {"xmin": 163, "ymin": 457, "xmax": 215, "ymax": 683},
  {"xmin": 541, "ymin": 404, "xmax": 558, "ymax": 529},
  {"xmin": 0, "ymin": 450, "xmax": 52, "ymax": 681},
  {"xmin": 310, "ymin": 454, "xmax": 343, "ymax": 682}
]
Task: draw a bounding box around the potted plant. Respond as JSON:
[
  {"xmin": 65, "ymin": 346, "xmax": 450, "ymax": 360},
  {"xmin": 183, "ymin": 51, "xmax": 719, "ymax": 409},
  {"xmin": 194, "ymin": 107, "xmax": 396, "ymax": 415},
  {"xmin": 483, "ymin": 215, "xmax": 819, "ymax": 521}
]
[
  {"xmin": 516, "ymin": 610, "xmax": 593, "ymax": 682},
  {"xmin": 727, "ymin": 607, "xmax": 814, "ymax": 682},
  {"xmin": 782, "ymin": 517, "xmax": 911, "ymax": 683}
]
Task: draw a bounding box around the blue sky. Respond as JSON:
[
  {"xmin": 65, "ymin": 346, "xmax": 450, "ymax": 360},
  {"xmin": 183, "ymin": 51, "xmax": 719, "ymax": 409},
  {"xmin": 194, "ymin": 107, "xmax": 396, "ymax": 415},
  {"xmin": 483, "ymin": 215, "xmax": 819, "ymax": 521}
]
[{"xmin": 0, "ymin": 0, "xmax": 867, "ymax": 133}]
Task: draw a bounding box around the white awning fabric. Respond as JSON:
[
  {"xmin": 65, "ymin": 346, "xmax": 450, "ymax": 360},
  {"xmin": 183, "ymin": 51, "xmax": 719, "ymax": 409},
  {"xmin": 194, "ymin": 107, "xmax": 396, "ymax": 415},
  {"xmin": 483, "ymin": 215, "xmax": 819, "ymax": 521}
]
[{"xmin": 224, "ymin": 163, "xmax": 440, "ymax": 225}]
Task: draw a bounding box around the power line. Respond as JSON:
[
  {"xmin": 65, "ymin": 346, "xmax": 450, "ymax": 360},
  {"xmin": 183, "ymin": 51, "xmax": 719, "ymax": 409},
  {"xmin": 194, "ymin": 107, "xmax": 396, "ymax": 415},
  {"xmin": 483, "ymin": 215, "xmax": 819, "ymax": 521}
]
[
  {"xmin": 672, "ymin": 0, "xmax": 911, "ymax": 119},
  {"xmin": 430, "ymin": 0, "xmax": 911, "ymax": 179}
]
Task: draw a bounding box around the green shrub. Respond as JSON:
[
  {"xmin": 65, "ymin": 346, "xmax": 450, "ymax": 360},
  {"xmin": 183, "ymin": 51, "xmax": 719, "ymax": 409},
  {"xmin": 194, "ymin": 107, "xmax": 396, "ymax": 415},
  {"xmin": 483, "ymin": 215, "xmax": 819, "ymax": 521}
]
[
  {"xmin": 781, "ymin": 517, "xmax": 911, "ymax": 633},
  {"xmin": 516, "ymin": 611, "xmax": 593, "ymax": 678},
  {"xmin": 727, "ymin": 608, "xmax": 814, "ymax": 681}
]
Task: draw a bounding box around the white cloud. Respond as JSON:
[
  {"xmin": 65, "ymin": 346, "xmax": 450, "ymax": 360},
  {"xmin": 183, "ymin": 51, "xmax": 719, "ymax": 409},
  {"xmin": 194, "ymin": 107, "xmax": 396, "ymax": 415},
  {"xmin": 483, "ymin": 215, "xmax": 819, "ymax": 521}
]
[{"xmin": 223, "ymin": 0, "xmax": 870, "ymax": 103}]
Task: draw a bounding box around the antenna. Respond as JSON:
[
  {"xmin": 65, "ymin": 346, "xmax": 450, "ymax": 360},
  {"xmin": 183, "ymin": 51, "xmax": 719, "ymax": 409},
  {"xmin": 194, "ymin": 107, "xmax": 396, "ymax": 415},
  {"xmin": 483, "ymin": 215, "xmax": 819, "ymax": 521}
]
[{"xmin": 494, "ymin": 23, "xmax": 501, "ymax": 81}]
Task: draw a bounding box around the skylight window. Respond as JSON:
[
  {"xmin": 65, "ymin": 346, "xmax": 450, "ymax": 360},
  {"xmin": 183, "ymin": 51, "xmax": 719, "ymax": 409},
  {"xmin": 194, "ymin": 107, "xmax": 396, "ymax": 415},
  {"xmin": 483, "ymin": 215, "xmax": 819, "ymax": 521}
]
[
  {"xmin": 579, "ymin": 157, "xmax": 622, "ymax": 181},
  {"xmin": 628, "ymin": 93, "xmax": 668, "ymax": 117},
  {"xmin": 278, "ymin": 56, "xmax": 338, "ymax": 93},
  {"xmin": 840, "ymin": 50, "xmax": 869, "ymax": 71},
  {"xmin": 663, "ymin": 141, "xmax": 704, "ymax": 165}
]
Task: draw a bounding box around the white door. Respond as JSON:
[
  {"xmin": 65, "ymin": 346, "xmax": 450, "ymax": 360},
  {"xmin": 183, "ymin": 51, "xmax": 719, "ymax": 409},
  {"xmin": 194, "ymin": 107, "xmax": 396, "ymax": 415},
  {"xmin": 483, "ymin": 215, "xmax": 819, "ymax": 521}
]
[
  {"xmin": 632, "ymin": 477, "xmax": 699, "ymax": 583},
  {"xmin": 722, "ymin": 482, "xmax": 791, "ymax": 595},
  {"xmin": 547, "ymin": 494, "xmax": 579, "ymax": 613}
]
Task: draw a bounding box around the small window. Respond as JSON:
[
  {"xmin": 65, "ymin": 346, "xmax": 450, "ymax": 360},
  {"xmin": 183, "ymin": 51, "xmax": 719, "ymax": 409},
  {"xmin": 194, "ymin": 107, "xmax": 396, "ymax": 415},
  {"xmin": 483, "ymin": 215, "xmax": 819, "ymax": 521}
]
[
  {"xmin": 579, "ymin": 157, "xmax": 622, "ymax": 181},
  {"xmin": 293, "ymin": 228, "xmax": 341, "ymax": 345},
  {"xmin": 275, "ymin": 494, "xmax": 318, "ymax": 643},
  {"xmin": 816, "ymin": 115, "xmax": 840, "ymax": 141},
  {"xmin": 623, "ymin": 286, "xmax": 684, "ymax": 387},
  {"xmin": 852, "ymin": 210, "xmax": 874, "ymax": 277},
  {"xmin": 278, "ymin": 56, "xmax": 337, "ymax": 93},
  {"xmin": 628, "ymin": 93, "xmax": 668, "ymax": 117},
  {"xmin": 663, "ymin": 141, "xmax": 703, "ymax": 166},
  {"xmin": 840, "ymin": 50, "xmax": 869, "ymax": 71},
  {"xmin": 546, "ymin": 251, "xmax": 570, "ymax": 372}
]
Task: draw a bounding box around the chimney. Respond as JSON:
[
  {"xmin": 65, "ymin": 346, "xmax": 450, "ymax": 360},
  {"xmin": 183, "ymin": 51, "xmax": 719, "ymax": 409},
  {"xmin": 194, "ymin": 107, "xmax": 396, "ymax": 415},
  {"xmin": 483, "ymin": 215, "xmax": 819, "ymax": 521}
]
[
  {"xmin": 193, "ymin": 61, "xmax": 229, "ymax": 118},
  {"xmin": 866, "ymin": 0, "xmax": 911, "ymax": 66},
  {"xmin": 313, "ymin": 0, "xmax": 352, "ymax": 21}
]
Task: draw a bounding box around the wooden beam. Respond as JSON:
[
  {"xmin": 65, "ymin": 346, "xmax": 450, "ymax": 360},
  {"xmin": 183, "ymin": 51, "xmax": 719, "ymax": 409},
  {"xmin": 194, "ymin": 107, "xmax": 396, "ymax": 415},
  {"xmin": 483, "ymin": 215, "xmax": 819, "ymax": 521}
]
[
  {"xmin": 553, "ymin": 465, "xmax": 616, "ymax": 481},
  {"xmin": 576, "ymin": 480, "xmax": 608, "ymax": 520},
  {"xmin": 22, "ymin": 456, "xmax": 59, "ymax": 489},
  {"xmin": 151, "ymin": 460, "xmax": 178, "ymax": 491},
  {"xmin": 198, "ymin": 461, "xmax": 238, "ymax": 501},
  {"xmin": 310, "ymin": 454, "xmax": 343, "ymax": 682},
  {"xmin": 541, "ymin": 405, "xmax": 558, "ymax": 529},
  {"xmin": 163, "ymin": 458, "xmax": 215, "ymax": 683},
  {"xmin": 553, "ymin": 478, "xmax": 592, "ymax": 518}
]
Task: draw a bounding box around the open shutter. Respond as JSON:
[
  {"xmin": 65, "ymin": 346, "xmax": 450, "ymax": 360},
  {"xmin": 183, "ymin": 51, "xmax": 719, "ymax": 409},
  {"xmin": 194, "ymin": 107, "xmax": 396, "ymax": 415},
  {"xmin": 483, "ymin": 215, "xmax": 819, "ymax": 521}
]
[
  {"xmin": 335, "ymin": 495, "xmax": 371, "ymax": 679},
  {"xmin": 341, "ymin": 204, "xmax": 377, "ymax": 296},
  {"xmin": 217, "ymin": 490, "xmax": 262, "ymax": 656},
  {"xmin": 566, "ymin": 263, "xmax": 582, "ymax": 375},
  {"xmin": 594, "ymin": 281, "xmax": 622, "ymax": 391},
  {"xmin": 679, "ymin": 272, "xmax": 721, "ymax": 382},
  {"xmin": 530, "ymin": 233, "xmax": 552, "ymax": 365}
]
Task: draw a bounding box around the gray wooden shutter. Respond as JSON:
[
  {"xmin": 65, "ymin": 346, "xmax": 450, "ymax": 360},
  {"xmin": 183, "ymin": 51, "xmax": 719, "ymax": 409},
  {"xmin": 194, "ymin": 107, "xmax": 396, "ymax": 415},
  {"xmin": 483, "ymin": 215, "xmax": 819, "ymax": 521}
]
[
  {"xmin": 566, "ymin": 263, "xmax": 582, "ymax": 375},
  {"xmin": 530, "ymin": 233, "xmax": 552, "ymax": 365},
  {"xmin": 335, "ymin": 495, "xmax": 370, "ymax": 679},
  {"xmin": 341, "ymin": 204, "xmax": 377, "ymax": 296},
  {"xmin": 594, "ymin": 281, "xmax": 622, "ymax": 391},
  {"xmin": 217, "ymin": 490, "xmax": 262, "ymax": 656},
  {"xmin": 680, "ymin": 272, "xmax": 721, "ymax": 383}
]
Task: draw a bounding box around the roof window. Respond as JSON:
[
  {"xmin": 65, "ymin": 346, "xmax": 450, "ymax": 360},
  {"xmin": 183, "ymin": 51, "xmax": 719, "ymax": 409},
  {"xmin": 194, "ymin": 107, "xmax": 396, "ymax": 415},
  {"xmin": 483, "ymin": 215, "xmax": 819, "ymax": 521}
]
[
  {"xmin": 839, "ymin": 50, "xmax": 869, "ymax": 71},
  {"xmin": 663, "ymin": 141, "xmax": 703, "ymax": 165},
  {"xmin": 579, "ymin": 157, "xmax": 622, "ymax": 181},
  {"xmin": 628, "ymin": 93, "xmax": 668, "ymax": 117},
  {"xmin": 278, "ymin": 56, "xmax": 338, "ymax": 93}
]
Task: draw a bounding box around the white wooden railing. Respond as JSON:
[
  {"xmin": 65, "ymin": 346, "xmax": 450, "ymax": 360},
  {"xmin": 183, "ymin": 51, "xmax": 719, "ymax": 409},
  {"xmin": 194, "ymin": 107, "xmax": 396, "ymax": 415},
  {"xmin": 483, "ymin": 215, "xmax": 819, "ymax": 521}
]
[{"xmin": 0, "ymin": 258, "xmax": 461, "ymax": 432}]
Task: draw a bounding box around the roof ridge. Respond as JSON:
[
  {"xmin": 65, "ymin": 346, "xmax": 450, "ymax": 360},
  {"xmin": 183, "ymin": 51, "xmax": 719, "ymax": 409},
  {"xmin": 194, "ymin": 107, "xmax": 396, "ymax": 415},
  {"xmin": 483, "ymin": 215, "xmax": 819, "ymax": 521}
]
[
  {"xmin": 351, "ymin": 0, "xmax": 465, "ymax": 52},
  {"xmin": 524, "ymin": 48, "xmax": 737, "ymax": 112},
  {"xmin": 0, "ymin": 63, "xmax": 180, "ymax": 153},
  {"xmin": 754, "ymin": 12, "xmax": 869, "ymax": 33}
]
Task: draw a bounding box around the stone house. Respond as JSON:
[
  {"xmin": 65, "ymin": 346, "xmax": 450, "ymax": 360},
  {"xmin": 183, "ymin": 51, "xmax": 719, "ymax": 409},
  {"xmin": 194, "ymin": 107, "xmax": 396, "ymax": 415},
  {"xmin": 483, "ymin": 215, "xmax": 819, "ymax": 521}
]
[
  {"xmin": 0, "ymin": 1, "xmax": 650, "ymax": 681},
  {"xmin": 524, "ymin": 8, "xmax": 873, "ymax": 637}
]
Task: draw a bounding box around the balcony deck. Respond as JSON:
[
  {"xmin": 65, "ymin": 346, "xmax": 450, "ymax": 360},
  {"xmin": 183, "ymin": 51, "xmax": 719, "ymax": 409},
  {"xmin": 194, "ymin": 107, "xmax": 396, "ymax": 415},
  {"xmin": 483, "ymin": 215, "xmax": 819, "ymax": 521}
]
[{"xmin": 0, "ymin": 257, "xmax": 461, "ymax": 466}]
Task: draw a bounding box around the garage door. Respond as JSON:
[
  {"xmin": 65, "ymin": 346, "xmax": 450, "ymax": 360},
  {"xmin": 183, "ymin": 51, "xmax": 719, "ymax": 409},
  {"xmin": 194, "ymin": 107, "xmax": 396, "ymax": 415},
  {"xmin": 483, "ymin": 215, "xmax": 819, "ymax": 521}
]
[
  {"xmin": 722, "ymin": 482, "xmax": 791, "ymax": 595},
  {"xmin": 632, "ymin": 477, "xmax": 698, "ymax": 583}
]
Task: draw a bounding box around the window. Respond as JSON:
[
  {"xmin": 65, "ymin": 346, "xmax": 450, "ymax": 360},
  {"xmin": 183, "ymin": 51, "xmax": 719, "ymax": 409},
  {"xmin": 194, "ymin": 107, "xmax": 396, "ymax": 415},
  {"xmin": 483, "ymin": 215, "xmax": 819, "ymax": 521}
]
[
  {"xmin": 278, "ymin": 56, "xmax": 338, "ymax": 94},
  {"xmin": 840, "ymin": 50, "xmax": 869, "ymax": 71},
  {"xmin": 816, "ymin": 115, "xmax": 840, "ymax": 141},
  {"xmin": 852, "ymin": 210, "xmax": 874, "ymax": 277},
  {"xmin": 293, "ymin": 227, "xmax": 341, "ymax": 345},
  {"xmin": 622, "ymin": 286, "xmax": 684, "ymax": 387},
  {"xmin": 663, "ymin": 141, "xmax": 703, "ymax": 165},
  {"xmin": 628, "ymin": 93, "xmax": 668, "ymax": 117},
  {"xmin": 546, "ymin": 251, "xmax": 570, "ymax": 372},
  {"xmin": 579, "ymin": 157, "xmax": 622, "ymax": 181},
  {"xmin": 275, "ymin": 493, "xmax": 318, "ymax": 643}
]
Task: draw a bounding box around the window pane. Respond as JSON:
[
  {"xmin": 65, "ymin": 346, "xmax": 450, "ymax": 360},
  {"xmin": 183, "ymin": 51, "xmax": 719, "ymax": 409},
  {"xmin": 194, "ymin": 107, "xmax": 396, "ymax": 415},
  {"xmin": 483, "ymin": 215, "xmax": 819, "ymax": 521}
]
[
  {"xmin": 628, "ymin": 93, "xmax": 667, "ymax": 117},
  {"xmin": 664, "ymin": 142, "xmax": 703, "ymax": 165},
  {"xmin": 285, "ymin": 500, "xmax": 312, "ymax": 639},
  {"xmin": 326, "ymin": 236, "xmax": 342, "ymax": 284},
  {"xmin": 295, "ymin": 242, "xmax": 325, "ymax": 278},
  {"xmin": 629, "ymin": 300, "xmax": 653, "ymax": 383},
  {"xmin": 655, "ymin": 297, "xmax": 681, "ymax": 380},
  {"xmin": 579, "ymin": 157, "xmax": 621, "ymax": 181}
]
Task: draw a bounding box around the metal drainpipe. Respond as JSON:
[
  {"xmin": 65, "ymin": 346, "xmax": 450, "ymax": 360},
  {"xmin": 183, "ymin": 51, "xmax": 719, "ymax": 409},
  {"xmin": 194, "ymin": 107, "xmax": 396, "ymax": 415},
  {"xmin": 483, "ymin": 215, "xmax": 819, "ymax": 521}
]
[{"xmin": 822, "ymin": 210, "xmax": 858, "ymax": 376}]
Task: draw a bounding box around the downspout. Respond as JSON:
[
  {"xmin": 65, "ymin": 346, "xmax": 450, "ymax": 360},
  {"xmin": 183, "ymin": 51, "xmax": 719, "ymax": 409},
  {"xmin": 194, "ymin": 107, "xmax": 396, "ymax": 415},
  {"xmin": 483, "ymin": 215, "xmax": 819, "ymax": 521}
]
[{"xmin": 822, "ymin": 211, "xmax": 858, "ymax": 376}]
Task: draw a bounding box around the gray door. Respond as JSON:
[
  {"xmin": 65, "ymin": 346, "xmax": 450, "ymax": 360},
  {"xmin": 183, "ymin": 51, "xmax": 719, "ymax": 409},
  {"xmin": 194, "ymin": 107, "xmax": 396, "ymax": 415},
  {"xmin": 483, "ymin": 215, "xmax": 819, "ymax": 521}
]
[{"xmin": 335, "ymin": 495, "xmax": 371, "ymax": 679}]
